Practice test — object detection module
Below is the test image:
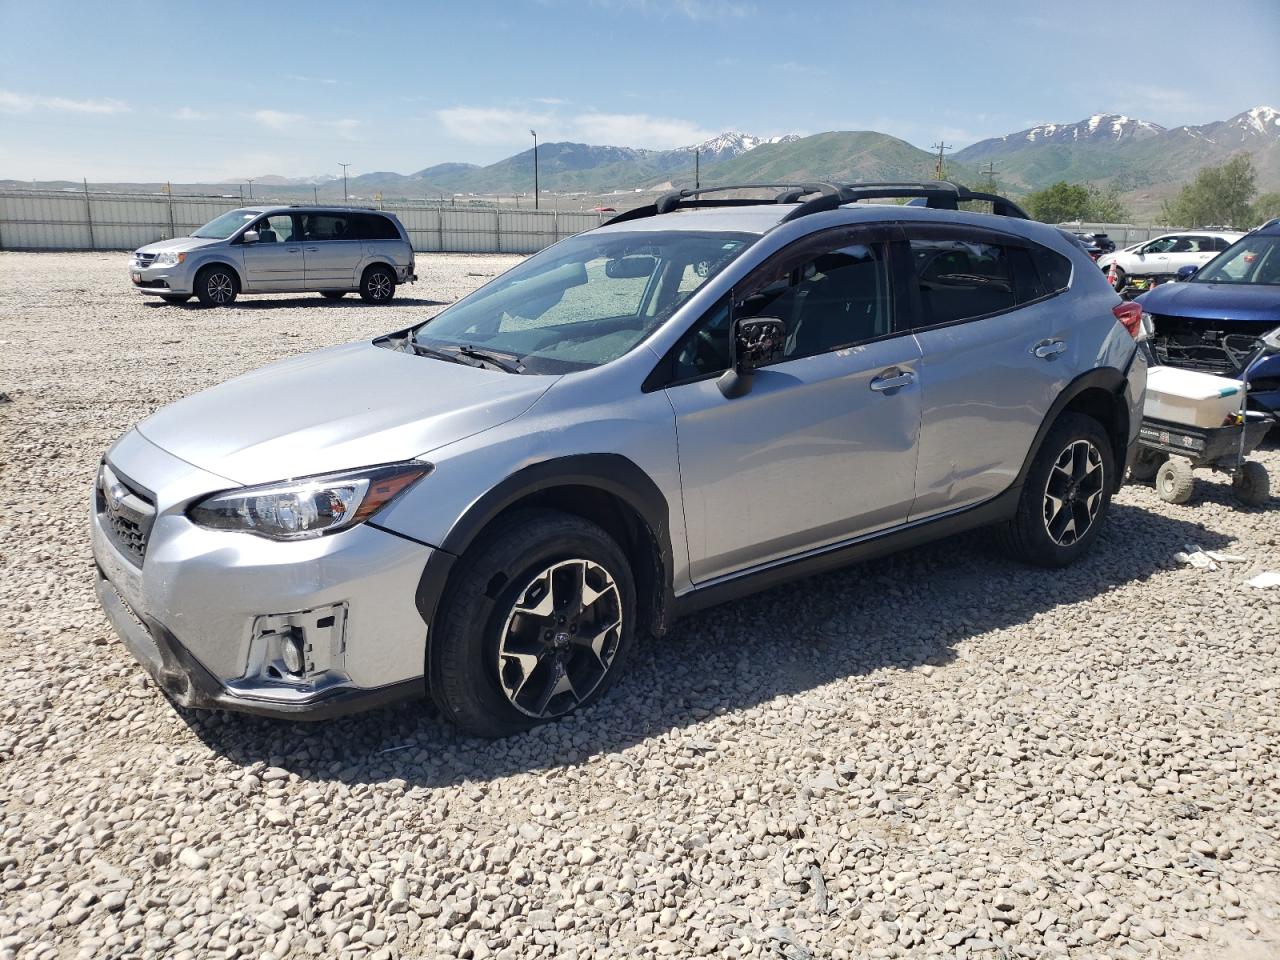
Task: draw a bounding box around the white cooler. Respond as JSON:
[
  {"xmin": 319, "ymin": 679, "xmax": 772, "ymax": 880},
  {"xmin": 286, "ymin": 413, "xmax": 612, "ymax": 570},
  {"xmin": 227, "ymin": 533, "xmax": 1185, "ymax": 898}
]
[{"xmin": 1144, "ymin": 366, "xmax": 1242, "ymax": 428}]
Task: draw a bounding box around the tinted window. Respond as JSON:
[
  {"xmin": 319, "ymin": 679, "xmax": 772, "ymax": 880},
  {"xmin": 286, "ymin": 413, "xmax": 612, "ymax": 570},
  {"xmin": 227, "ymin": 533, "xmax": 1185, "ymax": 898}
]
[
  {"xmin": 352, "ymin": 213, "xmax": 400, "ymax": 241},
  {"xmin": 1030, "ymin": 244, "xmax": 1072, "ymax": 293},
  {"xmin": 669, "ymin": 238, "xmax": 892, "ymax": 381},
  {"xmin": 910, "ymin": 237, "xmax": 1017, "ymax": 326},
  {"xmin": 301, "ymin": 213, "xmax": 356, "ymax": 241}
]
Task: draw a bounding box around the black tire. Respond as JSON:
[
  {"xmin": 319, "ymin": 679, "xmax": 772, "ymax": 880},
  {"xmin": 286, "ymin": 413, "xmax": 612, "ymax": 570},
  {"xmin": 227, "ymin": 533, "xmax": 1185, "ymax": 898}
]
[
  {"xmin": 1232, "ymin": 461, "xmax": 1270, "ymax": 506},
  {"xmin": 1155, "ymin": 458, "xmax": 1195, "ymax": 504},
  {"xmin": 1129, "ymin": 448, "xmax": 1164, "ymax": 483},
  {"xmin": 1110, "ymin": 266, "xmax": 1126, "ymax": 292},
  {"xmin": 194, "ymin": 265, "xmax": 238, "ymax": 307},
  {"xmin": 359, "ymin": 265, "xmax": 396, "ymax": 304},
  {"xmin": 320, "ymin": 291, "xmax": 347, "ymax": 301},
  {"xmin": 430, "ymin": 509, "xmax": 637, "ymax": 738},
  {"xmin": 996, "ymin": 413, "xmax": 1115, "ymax": 568},
  {"xmin": 160, "ymin": 294, "xmax": 191, "ymax": 305}
]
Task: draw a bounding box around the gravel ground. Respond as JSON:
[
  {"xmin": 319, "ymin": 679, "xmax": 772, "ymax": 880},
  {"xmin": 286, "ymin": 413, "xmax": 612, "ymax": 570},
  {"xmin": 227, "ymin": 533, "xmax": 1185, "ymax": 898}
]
[{"xmin": 1, "ymin": 251, "xmax": 1278, "ymax": 960}]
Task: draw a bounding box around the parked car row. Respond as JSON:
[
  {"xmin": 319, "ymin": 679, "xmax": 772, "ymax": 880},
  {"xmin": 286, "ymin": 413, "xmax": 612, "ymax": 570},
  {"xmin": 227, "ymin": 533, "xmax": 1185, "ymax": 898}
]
[
  {"xmin": 1099, "ymin": 230, "xmax": 1242, "ymax": 293},
  {"xmin": 129, "ymin": 206, "xmax": 418, "ymax": 306}
]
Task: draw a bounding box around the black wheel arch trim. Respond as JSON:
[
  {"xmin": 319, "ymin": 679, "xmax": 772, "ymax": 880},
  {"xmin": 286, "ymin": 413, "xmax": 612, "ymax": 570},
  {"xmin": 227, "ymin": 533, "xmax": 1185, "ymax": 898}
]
[{"xmin": 413, "ymin": 453, "xmax": 676, "ymax": 696}]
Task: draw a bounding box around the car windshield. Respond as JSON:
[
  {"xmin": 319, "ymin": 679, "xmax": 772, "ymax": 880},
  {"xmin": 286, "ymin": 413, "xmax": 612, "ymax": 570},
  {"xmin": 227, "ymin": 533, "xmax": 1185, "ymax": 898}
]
[
  {"xmin": 1194, "ymin": 235, "xmax": 1280, "ymax": 285},
  {"xmin": 192, "ymin": 209, "xmax": 260, "ymax": 239},
  {"xmin": 412, "ymin": 230, "xmax": 755, "ymax": 373}
]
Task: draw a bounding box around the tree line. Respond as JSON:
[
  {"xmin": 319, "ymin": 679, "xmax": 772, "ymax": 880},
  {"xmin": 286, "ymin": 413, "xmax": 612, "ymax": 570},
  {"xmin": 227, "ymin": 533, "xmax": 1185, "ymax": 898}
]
[{"xmin": 1018, "ymin": 154, "xmax": 1280, "ymax": 229}]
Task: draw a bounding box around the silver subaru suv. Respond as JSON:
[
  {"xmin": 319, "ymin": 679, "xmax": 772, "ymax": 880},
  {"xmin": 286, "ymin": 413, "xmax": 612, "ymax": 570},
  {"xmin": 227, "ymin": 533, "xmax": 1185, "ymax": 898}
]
[
  {"xmin": 128, "ymin": 206, "xmax": 416, "ymax": 306},
  {"xmin": 92, "ymin": 182, "xmax": 1147, "ymax": 736}
]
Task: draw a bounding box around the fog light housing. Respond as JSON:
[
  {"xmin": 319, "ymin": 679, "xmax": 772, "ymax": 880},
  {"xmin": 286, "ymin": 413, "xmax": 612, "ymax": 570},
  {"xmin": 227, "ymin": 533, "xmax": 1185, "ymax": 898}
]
[{"xmin": 280, "ymin": 632, "xmax": 306, "ymax": 675}]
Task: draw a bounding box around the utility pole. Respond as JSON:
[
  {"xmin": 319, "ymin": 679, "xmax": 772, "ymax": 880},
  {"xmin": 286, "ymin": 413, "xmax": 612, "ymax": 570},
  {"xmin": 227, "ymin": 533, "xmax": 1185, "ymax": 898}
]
[
  {"xmin": 980, "ymin": 161, "xmax": 997, "ymax": 193},
  {"xmin": 338, "ymin": 162, "xmax": 351, "ymax": 201},
  {"xmin": 931, "ymin": 141, "xmax": 952, "ymax": 180},
  {"xmin": 313, "ymin": 186, "xmax": 319, "ymax": 203},
  {"xmin": 246, "ymin": 177, "xmax": 255, "ymax": 200},
  {"xmin": 530, "ymin": 130, "xmax": 539, "ymax": 210},
  {"xmin": 695, "ymin": 149, "xmax": 700, "ymax": 190}
]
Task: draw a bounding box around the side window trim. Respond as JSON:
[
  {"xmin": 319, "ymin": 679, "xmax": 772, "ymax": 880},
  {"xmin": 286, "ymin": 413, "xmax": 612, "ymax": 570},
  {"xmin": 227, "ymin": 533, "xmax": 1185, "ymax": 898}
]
[{"xmin": 643, "ymin": 223, "xmax": 906, "ymax": 392}]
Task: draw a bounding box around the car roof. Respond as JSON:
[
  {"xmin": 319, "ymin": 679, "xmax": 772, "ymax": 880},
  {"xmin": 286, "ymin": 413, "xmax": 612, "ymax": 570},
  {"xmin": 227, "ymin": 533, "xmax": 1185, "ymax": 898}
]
[
  {"xmin": 592, "ymin": 200, "xmax": 1076, "ymax": 250},
  {"xmin": 252, "ymin": 205, "xmax": 394, "ymax": 216}
]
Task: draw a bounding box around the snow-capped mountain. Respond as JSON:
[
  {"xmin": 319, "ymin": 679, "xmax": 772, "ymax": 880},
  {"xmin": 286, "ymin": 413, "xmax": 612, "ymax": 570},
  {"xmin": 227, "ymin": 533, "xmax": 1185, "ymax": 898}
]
[
  {"xmin": 677, "ymin": 131, "xmax": 800, "ymax": 161},
  {"xmin": 1176, "ymin": 105, "xmax": 1280, "ymax": 146},
  {"xmin": 959, "ymin": 114, "xmax": 1166, "ymax": 160}
]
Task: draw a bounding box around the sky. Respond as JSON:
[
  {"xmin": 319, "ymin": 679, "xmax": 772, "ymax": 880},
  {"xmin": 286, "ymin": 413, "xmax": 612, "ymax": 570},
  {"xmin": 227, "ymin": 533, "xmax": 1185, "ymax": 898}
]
[{"xmin": 1, "ymin": 0, "xmax": 1277, "ymax": 183}]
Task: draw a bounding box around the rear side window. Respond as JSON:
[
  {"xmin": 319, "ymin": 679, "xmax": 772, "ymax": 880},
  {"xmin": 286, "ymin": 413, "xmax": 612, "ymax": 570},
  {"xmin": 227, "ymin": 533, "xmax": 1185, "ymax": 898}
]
[
  {"xmin": 301, "ymin": 213, "xmax": 354, "ymax": 241},
  {"xmin": 1029, "ymin": 244, "xmax": 1072, "ymax": 293},
  {"xmin": 352, "ymin": 213, "xmax": 401, "ymax": 240}
]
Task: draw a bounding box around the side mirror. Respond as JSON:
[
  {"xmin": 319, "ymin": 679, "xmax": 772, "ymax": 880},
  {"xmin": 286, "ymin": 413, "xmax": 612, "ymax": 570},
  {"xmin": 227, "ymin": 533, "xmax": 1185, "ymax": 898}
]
[
  {"xmin": 718, "ymin": 316, "xmax": 786, "ymax": 398},
  {"xmin": 1176, "ymin": 264, "xmax": 1197, "ymax": 281},
  {"xmin": 242, "ymin": 230, "xmax": 259, "ymax": 244}
]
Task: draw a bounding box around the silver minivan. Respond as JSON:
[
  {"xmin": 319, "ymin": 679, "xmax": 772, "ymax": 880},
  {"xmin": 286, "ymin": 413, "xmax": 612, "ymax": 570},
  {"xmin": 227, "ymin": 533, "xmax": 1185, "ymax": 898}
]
[
  {"xmin": 128, "ymin": 206, "xmax": 417, "ymax": 306},
  {"xmin": 95, "ymin": 181, "xmax": 1147, "ymax": 736}
]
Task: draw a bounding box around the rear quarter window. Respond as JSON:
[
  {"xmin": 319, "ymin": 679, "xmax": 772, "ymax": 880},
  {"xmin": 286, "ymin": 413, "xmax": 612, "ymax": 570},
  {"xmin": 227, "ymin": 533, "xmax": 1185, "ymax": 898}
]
[{"xmin": 1030, "ymin": 244, "xmax": 1073, "ymax": 293}]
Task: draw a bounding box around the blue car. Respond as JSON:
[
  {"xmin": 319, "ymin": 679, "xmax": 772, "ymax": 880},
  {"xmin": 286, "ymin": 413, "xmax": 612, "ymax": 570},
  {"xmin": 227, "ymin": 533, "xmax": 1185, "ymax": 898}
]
[{"xmin": 1140, "ymin": 218, "xmax": 1280, "ymax": 413}]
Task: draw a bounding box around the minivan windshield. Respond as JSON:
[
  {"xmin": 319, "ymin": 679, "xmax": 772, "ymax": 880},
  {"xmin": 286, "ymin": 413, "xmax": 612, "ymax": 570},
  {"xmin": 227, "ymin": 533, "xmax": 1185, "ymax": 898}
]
[
  {"xmin": 192, "ymin": 209, "xmax": 260, "ymax": 239},
  {"xmin": 412, "ymin": 230, "xmax": 755, "ymax": 373},
  {"xmin": 1194, "ymin": 234, "xmax": 1280, "ymax": 285}
]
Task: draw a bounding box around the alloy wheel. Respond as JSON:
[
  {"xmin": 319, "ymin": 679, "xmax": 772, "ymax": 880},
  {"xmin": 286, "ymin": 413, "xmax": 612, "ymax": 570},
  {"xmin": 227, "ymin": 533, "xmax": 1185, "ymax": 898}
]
[
  {"xmin": 207, "ymin": 272, "xmax": 234, "ymax": 304},
  {"xmin": 496, "ymin": 558, "xmax": 623, "ymax": 719},
  {"xmin": 1042, "ymin": 439, "xmax": 1106, "ymax": 546},
  {"xmin": 367, "ymin": 272, "xmax": 393, "ymax": 300}
]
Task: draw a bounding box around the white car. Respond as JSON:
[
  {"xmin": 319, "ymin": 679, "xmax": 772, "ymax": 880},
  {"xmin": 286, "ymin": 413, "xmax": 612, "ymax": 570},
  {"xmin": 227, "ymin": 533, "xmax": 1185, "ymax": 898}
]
[{"xmin": 1098, "ymin": 231, "xmax": 1242, "ymax": 288}]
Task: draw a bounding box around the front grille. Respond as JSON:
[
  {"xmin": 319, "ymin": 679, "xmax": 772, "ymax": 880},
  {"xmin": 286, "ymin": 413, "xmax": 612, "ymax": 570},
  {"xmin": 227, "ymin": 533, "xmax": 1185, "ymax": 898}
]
[
  {"xmin": 96, "ymin": 463, "xmax": 156, "ymax": 567},
  {"xmin": 133, "ymin": 252, "xmax": 157, "ymax": 267},
  {"xmin": 1149, "ymin": 314, "xmax": 1265, "ymax": 377}
]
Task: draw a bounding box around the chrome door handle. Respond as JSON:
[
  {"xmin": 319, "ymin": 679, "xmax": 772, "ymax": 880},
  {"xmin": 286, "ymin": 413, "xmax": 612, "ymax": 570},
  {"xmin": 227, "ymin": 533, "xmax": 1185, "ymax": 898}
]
[
  {"xmin": 287, "ymin": 247, "xmax": 300, "ymax": 252},
  {"xmin": 1032, "ymin": 339, "xmax": 1067, "ymax": 360},
  {"xmin": 869, "ymin": 370, "xmax": 915, "ymax": 393},
  {"xmin": 306, "ymin": 246, "xmax": 319, "ymax": 252}
]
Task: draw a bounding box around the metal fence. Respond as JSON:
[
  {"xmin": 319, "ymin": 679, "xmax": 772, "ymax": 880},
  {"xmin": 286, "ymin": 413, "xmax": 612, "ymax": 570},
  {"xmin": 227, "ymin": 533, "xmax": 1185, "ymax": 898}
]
[
  {"xmin": 0, "ymin": 189, "xmax": 609, "ymax": 254},
  {"xmin": 1055, "ymin": 221, "xmax": 1186, "ymax": 246},
  {"xmin": 0, "ymin": 189, "xmax": 1186, "ymax": 255}
]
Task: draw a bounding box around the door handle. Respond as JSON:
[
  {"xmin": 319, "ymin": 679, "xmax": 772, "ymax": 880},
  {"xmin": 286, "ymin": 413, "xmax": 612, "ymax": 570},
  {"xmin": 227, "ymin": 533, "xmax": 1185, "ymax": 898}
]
[
  {"xmin": 869, "ymin": 369, "xmax": 915, "ymax": 393},
  {"xmin": 305, "ymin": 246, "xmax": 319, "ymax": 252},
  {"xmin": 1032, "ymin": 339, "xmax": 1067, "ymax": 360},
  {"xmin": 287, "ymin": 247, "xmax": 300, "ymax": 252}
]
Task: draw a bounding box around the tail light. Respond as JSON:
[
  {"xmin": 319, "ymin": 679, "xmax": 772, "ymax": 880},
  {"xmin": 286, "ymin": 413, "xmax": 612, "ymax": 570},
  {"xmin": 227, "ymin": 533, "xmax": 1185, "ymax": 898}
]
[{"xmin": 1113, "ymin": 301, "xmax": 1144, "ymax": 339}]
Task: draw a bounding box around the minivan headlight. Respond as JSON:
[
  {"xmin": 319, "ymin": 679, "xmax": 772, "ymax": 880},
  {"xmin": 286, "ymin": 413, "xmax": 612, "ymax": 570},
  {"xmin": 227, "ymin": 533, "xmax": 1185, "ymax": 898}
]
[
  {"xmin": 151, "ymin": 252, "xmax": 186, "ymax": 267},
  {"xmin": 188, "ymin": 462, "xmax": 431, "ymax": 540}
]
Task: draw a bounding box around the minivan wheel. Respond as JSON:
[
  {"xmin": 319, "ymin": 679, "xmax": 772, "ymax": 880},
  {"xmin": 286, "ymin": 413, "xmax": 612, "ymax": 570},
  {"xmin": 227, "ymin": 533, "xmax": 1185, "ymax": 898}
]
[
  {"xmin": 997, "ymin": 413, "xmax": 1115, "ymax": 568},
  {"xmin": 359, "ymin": 265, "xmax": 396, "ymax": 303},
  {"xmin": 195, "ymin": 266, "xmax": 238, "ymax": 306},
  {"xmin": 431, "ymin": 509, "xmax": 636, "ymax": 738}
]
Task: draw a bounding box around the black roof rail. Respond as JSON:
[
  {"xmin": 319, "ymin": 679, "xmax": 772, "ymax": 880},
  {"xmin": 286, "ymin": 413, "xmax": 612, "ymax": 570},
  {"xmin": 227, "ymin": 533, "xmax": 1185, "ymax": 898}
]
[{"xmin": 606, "ymin": 179, "xmax": 1030, "ymax": 227}]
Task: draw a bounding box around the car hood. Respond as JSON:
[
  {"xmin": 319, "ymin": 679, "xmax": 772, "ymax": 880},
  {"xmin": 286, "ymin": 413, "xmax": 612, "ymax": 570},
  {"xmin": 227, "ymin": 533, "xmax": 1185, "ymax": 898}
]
[
  {"xmin": 1138, "ymin": 281, "xmax": 1280, "ymax": 325},
  {"xmin": 135, "ymin": 236, "xmax": 226, "ymax": 254},
  {"xmin": 136, "ymin": 341, "xmax": 557, "ymax": 486}
]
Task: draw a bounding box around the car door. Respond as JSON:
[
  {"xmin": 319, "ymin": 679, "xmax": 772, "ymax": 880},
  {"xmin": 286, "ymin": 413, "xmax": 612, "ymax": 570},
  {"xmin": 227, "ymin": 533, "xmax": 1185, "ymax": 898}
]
[
  {"xmin": 660, "ymin": 225, "xmax": 923, "ymax": 584},
  {"xmin": 239, "ymin": 214, "xmax": 303, "ymax": 291},
  {"xmin": 904, "ymin": 224, "xmax": 1072, "ymax": 518},
  {"xmin": 1134, "ymin": 235, "xmax": 1176, "ymax": 276},
  {"xmin": 300, "ymin": 212, "xmax": 364, "ymax": 287}
]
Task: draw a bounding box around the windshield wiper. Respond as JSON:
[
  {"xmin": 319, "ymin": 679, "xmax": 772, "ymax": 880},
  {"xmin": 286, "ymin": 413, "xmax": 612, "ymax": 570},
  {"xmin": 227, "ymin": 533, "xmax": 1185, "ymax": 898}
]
[
  {"xmin": 405, "ymin": 339, "xmax": 473, "ymax": 366},
  {"xmin": 457, "ymin": 345, "xmax": 524, "ymax": 373}
]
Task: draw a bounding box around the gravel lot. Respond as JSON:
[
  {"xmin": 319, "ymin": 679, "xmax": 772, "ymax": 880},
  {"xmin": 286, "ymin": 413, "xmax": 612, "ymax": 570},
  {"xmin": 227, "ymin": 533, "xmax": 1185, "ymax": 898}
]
[{"xmin": 1, "ymin": 250, "xmax": 1278, "ymax": 960}]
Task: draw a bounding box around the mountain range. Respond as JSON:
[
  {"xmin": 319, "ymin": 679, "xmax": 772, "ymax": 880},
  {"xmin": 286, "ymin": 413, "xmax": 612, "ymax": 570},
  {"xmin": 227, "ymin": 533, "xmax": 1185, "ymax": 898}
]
[{"xmin": 5, "ymin": 107, "xmax": 1277, "ymax": 218}]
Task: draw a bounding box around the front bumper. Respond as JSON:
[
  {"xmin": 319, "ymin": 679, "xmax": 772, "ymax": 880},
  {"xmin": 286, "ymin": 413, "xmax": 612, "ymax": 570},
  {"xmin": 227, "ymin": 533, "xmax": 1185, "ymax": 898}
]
[
  {"xmin": 129, "ymin": 259, "xmax": 196, "ymax": 295},
  {"xmin": 90, "ymin": 430, "xmax": 436, "ymax": 719}
]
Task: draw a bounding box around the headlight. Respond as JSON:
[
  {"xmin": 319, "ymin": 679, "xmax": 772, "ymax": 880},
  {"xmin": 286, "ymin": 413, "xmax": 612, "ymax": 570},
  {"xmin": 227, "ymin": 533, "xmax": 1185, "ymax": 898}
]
[
  {"xmin": 151, "ymin": 252, "xmax": 186, "ymax": 267},
  {"xmin": 188, "ymin": 462, "xmax": 431, "ymax": 540}
]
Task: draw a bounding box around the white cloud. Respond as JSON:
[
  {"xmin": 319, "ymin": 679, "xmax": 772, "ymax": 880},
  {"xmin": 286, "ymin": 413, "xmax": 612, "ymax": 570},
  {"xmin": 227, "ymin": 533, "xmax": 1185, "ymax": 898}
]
[
  {"xmin": 0, "ymin": 89, "xmax": 130, "ymax": 114},
  {"xmin": 437, "ymin": 106, "xmax": 556, "ymax": 145},
  {"xmin": 532, "ymin": 97, "xmax": 566, "ymax": 105},
  {"xmin": 436, "ymin": 104, "xmax": 715, "ymax": 149},
  {"xmin": 287, "ymin": 73, "xmax": 338, "ymax": 85},
  {"xmin": 594, "ymin": 0, "xmax": 754, "ymax": 20},
  {"xmin": 173, "ymin": 106, "xmax": 205, "ymax": 121},
  {"xmin": 571, "ymin": 112, "xmax": 716, "ymax": 149},
  {"xmin": 251, "ymin": 109, "xmax": 304, "ymax": 129}
]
